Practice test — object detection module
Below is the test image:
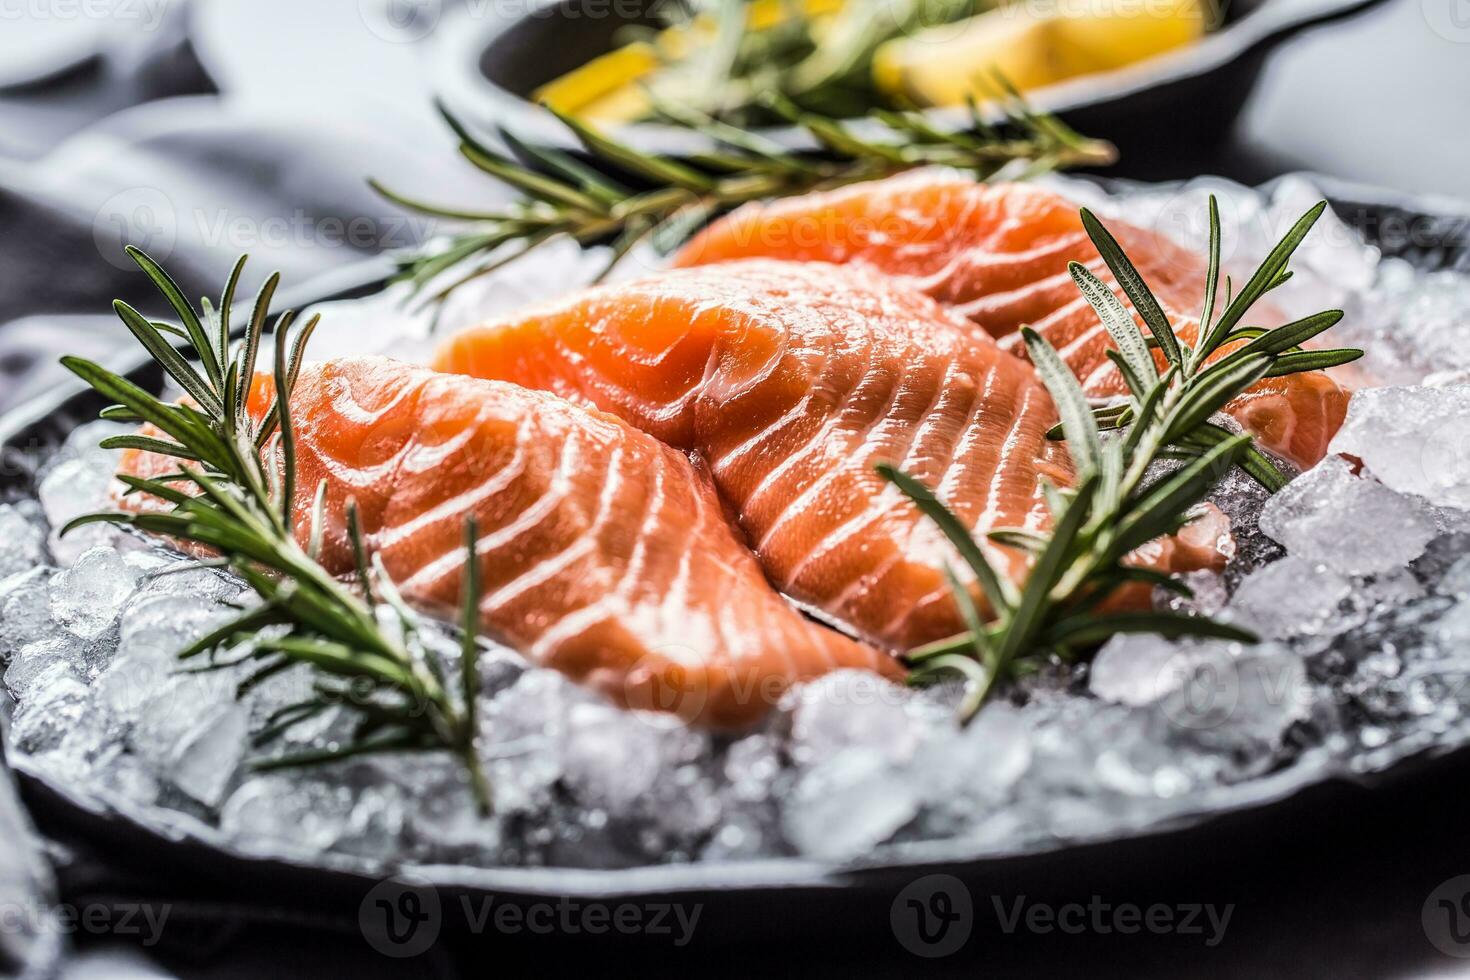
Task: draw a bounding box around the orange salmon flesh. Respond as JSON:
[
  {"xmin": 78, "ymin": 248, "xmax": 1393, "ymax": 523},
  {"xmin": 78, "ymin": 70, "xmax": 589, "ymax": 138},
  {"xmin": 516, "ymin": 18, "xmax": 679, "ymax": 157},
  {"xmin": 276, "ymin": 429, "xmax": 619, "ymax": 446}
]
[
  {"xmin": 115, "ymin": 357, "xmax": 899, "ymax": 727},
  {"xmin": 674, "ymin": 172, "xmax": 1350, "ymax": 470},
  {"xmin": 434, "ymin": 259, "xmax": 1230, "ymax": 651}
]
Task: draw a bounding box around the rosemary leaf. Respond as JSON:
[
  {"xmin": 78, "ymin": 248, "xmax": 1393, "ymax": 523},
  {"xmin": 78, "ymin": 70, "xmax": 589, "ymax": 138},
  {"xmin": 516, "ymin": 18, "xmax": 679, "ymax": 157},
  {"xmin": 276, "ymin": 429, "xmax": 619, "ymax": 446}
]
[{"xmin": 1079, "ymin": 209, "xmax": 1179, "ymax": 366}]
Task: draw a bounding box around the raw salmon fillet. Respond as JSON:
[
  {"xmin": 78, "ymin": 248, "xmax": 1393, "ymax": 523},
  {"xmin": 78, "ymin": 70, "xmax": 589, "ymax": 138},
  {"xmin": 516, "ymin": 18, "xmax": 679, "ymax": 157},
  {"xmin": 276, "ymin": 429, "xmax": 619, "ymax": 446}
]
[
  {"xmin": 673, "ymin": 172, "xmax": 1349, "ymax": 469},
  {"xmin": 435, "ymin": 260, "xmax": 1223, "ymax": 650},
  {"xmin": 115, "ymin": 356, "xmax": 897, "ymax": 726}
]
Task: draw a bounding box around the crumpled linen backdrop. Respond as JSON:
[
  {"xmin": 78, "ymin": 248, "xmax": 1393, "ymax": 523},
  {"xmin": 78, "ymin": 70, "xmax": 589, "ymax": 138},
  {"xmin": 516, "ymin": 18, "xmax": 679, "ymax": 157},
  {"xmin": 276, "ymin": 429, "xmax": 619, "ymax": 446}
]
[{"xmin": 0, "ymin": 0, "xmax": 515, "ymax": 414}]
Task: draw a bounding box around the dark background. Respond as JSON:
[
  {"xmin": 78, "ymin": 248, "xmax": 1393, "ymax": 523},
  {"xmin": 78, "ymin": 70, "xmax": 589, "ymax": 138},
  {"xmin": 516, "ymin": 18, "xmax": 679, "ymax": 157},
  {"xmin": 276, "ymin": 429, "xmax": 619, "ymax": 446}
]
[{"xmin": 3, "ymin": 0, "xmax": 1470, "ymax": 976}]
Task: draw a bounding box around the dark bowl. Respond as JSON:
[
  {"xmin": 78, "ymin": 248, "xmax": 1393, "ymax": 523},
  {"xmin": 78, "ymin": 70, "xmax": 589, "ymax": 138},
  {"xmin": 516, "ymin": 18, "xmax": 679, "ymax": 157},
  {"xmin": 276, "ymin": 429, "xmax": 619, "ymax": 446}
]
[
  {"xmin": 432, "ymin": 0, "xmax": 1391, "ymax": 180},
  {"xmin": 4, "ymin": 176, "xmax": 1470, "ymax": 973}
]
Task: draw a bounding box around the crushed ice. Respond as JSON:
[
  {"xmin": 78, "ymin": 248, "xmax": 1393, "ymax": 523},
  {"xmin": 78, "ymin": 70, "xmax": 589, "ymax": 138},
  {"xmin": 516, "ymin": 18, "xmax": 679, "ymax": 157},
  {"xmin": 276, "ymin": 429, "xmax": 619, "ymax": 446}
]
[{"xmin": 5, "ymin": 177, "xmax": 1470, "ymax": 872}]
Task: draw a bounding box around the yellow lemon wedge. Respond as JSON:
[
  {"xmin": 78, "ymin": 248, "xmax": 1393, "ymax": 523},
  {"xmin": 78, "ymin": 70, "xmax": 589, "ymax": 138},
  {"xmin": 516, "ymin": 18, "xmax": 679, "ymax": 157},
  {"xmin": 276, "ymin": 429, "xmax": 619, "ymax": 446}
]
[
  {"xmin": 533, "ymin": 42, "xmax": 661, "ymax": 124},
  {"xmin": 872, "ymin": 0, "xmax": 1206, "ymax": 107}
]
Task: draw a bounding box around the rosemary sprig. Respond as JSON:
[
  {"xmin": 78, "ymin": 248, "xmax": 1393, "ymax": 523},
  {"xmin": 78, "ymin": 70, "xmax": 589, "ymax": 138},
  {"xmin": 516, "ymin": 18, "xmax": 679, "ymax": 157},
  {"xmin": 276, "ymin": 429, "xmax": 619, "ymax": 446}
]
[
  {"xmin": 636, "ymin": 0, "xmax": 979, "ymax": 124},
  {"xmin": 1063, "ymin": 197, "xmax": 1362, "ymax": 491},
  {"xmin": 883, "ymin": 198, "xmax": 1363, "ymax": 722},
  {"xmin": 58, "ymin": 248, "xmax": 493, "ymax": 813},
  {"xmin": 371, "ymin": 97, "xmax": 1114, "ymax": 309}
]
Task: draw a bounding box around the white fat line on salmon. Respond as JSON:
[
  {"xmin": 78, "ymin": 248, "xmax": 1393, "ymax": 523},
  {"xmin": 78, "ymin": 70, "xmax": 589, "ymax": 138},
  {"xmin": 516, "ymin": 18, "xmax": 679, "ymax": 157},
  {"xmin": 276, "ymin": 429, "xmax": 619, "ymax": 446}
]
[
  {"xmin": 991, "ymin": 896, "xmax": 1233, "ymax": 946},
  {"xmin": 460, "ymin": 896, "xmax": 702, "ymax": 945}
]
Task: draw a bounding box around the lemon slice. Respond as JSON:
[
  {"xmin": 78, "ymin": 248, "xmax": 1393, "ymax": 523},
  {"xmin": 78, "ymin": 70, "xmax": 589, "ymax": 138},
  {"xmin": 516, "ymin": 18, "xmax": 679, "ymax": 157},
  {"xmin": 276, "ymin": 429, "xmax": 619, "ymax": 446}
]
[{"xmin": 873, "ymin": 0, "xmax": 1205, "ymax": 107}]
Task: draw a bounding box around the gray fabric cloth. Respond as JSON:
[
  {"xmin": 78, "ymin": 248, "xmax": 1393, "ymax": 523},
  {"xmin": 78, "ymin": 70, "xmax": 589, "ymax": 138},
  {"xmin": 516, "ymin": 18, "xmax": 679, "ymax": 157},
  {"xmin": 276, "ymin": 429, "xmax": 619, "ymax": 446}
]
[{"xmin": 0, "ymin": 0, "xmax": 511, "ymax": 413}]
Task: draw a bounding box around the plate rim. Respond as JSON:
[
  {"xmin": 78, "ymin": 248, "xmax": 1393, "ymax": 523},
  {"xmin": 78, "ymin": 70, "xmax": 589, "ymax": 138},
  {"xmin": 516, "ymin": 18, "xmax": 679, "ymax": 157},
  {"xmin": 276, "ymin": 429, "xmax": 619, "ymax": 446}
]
[{"xmin": 427, "ymin": 0, "xmax": 1392, "ymax": 157}]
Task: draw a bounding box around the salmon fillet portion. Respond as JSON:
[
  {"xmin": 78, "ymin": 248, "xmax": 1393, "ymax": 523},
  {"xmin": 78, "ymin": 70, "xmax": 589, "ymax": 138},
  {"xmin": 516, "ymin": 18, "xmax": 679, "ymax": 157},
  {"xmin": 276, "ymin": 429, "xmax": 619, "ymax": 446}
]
[
  {"xmin": 433, "ymin": 259, "xmax": 1086, "ymax": 650},
  {"xmin": 116, "ymin": 356, "xmax": 897, "ymax": 727},
  {"xmin": 673, "ymin": 172, "xmax": 1349, "ymax": 469}
]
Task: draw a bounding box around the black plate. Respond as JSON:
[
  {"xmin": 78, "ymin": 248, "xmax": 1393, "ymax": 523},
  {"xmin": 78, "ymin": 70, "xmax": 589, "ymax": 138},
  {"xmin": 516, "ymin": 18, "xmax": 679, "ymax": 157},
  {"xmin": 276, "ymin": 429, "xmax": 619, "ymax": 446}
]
[
  {"xmin": 4, "ymin": 176, "xmax": 1470, "ymax": 968},
  {"xmin": 432, "ymin": 0, "xmax": 1390, "ymax": 180}
]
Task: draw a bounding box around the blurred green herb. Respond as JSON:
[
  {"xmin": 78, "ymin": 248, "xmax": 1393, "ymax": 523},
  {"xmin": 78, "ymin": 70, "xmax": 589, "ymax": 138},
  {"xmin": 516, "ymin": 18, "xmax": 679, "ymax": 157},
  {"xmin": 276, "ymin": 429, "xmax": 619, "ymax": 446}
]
[
  {"xmin": 634, "ymin": 0, "xmax": 982, "ymax": 124},
  {"xmin": 371, "ymin": 94, "xmax": 1113, "ymax": 311}
]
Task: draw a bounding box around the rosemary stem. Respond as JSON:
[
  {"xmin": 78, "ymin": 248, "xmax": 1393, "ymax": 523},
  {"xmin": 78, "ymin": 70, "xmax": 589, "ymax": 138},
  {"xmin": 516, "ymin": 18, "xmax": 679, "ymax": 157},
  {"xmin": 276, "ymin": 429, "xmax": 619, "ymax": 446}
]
[{"xmin": 464, "ymin": 745, "xmax": 493, "ymax": 817}]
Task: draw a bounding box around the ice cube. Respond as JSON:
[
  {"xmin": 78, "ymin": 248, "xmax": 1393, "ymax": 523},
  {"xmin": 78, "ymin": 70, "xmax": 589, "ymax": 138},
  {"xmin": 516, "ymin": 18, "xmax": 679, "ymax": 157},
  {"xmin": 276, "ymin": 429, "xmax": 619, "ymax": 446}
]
[
  {"xmin": 1329, "ymin": 385, "xmax": 1470, "ymax": 510},
  {"xmin": 1259, "ymin": 456, "xmax": 1437, "ymax": 574},
  {"xmin": 700, "ymin": 812, "xmax": 771, "ymax": 862},
  {"xmin": 0, "ymin": 502, "xmax": 47, "ymax": 584},
  {"xmin": 1090, "ymin": 634, "xmax": 1195, "ymax": 706},
  {"xmin": 1156, "ymin": 645, "xmax": 1309, "ymax": 779},
  {"xmin": 30, "ymin": 740, "xmax": 159, "ymax": 806},
  {"xmin": 1158, "ymin": 569, "xmax": 1230, "ymax": 618},
  {"xmin": 1336, "ymin": 260, "xmax": 1470, "ymax": 385},
  {"xmin": 58, "ymin": 420, "xmax": 130, "ymax": 468},
  {"xmin": 92, "ymin": 649, "xmax": 178, "ymax": 722},
  {"xmin": 160, "ymin": 704, "xmax": 249, "ymax": 807},
  {"xmin": 120, "ymin": 592, "xmax": 231, "ymax": 649},
  {"xmin": 48, "ymin": 546, "xmax": 141, "ymax": 639},
  {"xmin": 368, "ymin": 754, "xmax": 498, "ymax": 857},
  {"xmin": 561, "ymin": 702, "xmax": 662, "ymax": 811},
  {"xmin": 37, "ymin": 458, "xmax": 118, "ymax": 564},
  {"xmin": 723, "ymin": 734, "xmax": 782, "ymax": 803},
  {"xmin": 647, "ymin": 760, "xmax": 723, "ymax": 839},
  {"xmin": 1227, "ymin": 557, "xmax": 1353, "ymax": 638},
  {"xmin": 9, "ymin": 662, "xmax": 88, "ymax": 753},
  {"xmin": 786, "ymin": 670, "xmax": 915, "ymax": 766},
  {"xmin": 337, "ymin": 784, "xmax": 410, "ymax": 859},
  {"xmin": 912, "ymin": 702, "xmax": 1032, "ymax": 807},
  {"xmin": 129, "ymin": 669, "xmax": 236, "ymax": 757},
  {"xmin": 783, "ymin": 750, "xmax": 919, "ymax": 858},
  {"xmin": 122, "ymin": 551, "xmax": 246, "ymax": 603},
  {"xmin": 3, "ymin": 633, "xmax": 94, "ymax": 698},
  {"xmin": 478, "ymin": 669, "xmax": 585, "ymax": 812},
  {"xmin": 1357, "ymin": 568, "xmax": 1427, "ymax": 609},
  {"xmin": 220, "ymin": 775, "xmax": 356, "ymax": 855},
  {"xmin": 0, "ymin": 566, "xmax": 57, "ymax": 661}
]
